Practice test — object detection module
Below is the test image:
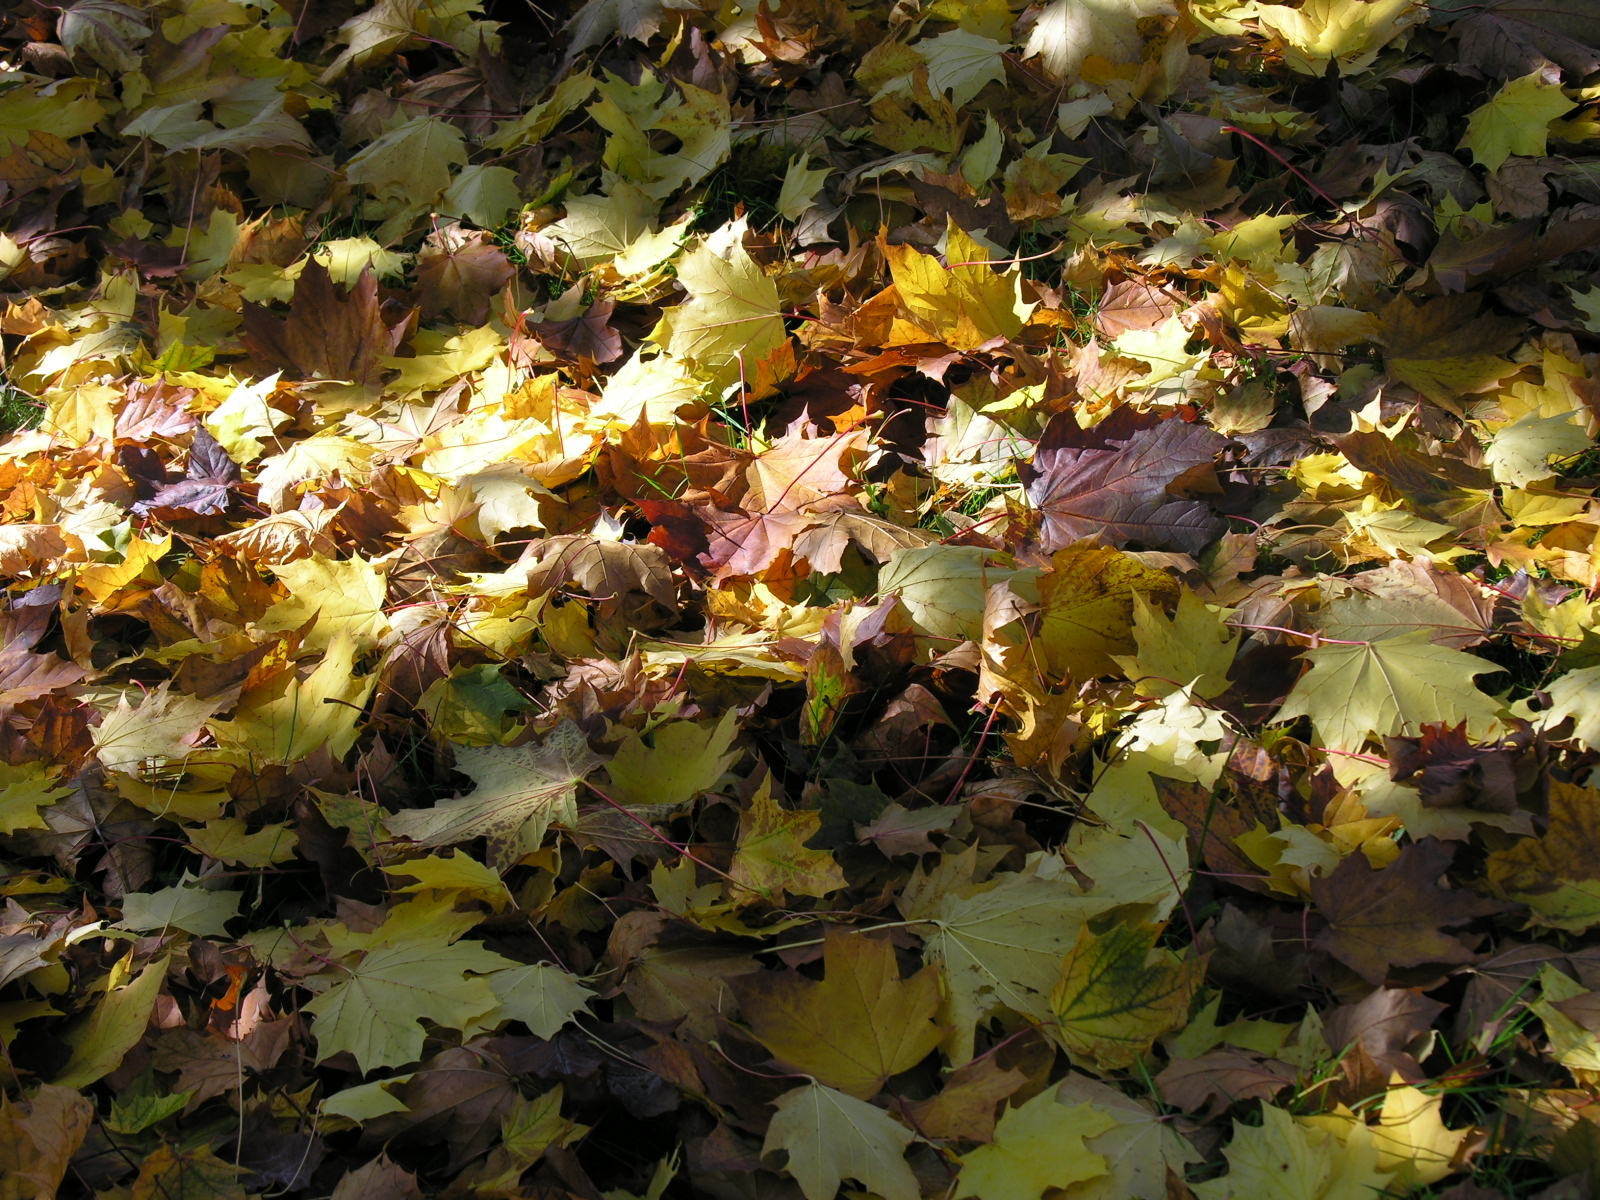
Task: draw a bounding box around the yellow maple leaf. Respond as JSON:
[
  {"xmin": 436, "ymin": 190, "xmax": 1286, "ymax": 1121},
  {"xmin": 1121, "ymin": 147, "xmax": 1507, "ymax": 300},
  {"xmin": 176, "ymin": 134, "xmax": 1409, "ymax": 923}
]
[
  {"xmin": 734, "ymin": 930, "xmax": 946, "ymax": 1098},
  {"xmin": 255, "ymin": 552, "xmax": 390, "ymax": 652},
  {"xmin": 1486, "ymin": 780, "xmax": 1600, "ymax": 931},
  {"xmin": 955, "ymin": 1090, "xmax": 1114, "ymax": 1198},
  {"xmin": 727, "ymin": 776, "xmax": 847, "ymax": 901},
  {"xmin": 210, "ymin": 631, "xmax": 374, "ymax": 765},
  {"xmin": 1110, "ymin": 589, "xmax": 1239, "ymax": 699},
  {"xmin": 604, "ymin": 710, "xmax": 740, "ymax": 810},
  {"xmin": 647, "ymin": 220, "xmax": 786, "ymax": 390},
  {"xmin": 1194, "ymin": 1104, "xmax": 1391, "ymax": 1200},
  {"xmin": 1460, "ymin": 70, "xmax": 1574, "ymax": 172},
  {"xmin": 883, "ymin": 220, "xmax": 1035, "ymax": 352},
  {"xmin": 1111, "ymin": 312, "xmax": 1211, "ymax": 387},
  {"xmin": 1254, "ymin": 0, "xmax": 1422, "ymax": 76},
  {"xmin": 1050, "ymin": 921, "xmax": 1201, "ymax": 1069},
  {"xmin": 75, "ymin": 534, "xmax": 171, "ymax": 605},
  {"xmin": 1023, "ymin": 0, "xmax": 1176, "ymax": 82},
  {"xmin": 91, "ymin": 682, "xmax": 219, "ymax": 776},
  {"xmin": 1300, "ymin": 1081, "xmax": 1471, "ymax": 1191}
]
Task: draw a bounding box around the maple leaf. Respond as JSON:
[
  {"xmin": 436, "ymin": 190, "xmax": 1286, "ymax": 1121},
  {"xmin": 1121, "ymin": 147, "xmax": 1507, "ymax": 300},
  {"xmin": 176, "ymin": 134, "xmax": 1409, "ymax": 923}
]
[
  {"xmin": 303, "ymin": 934, "xmax": 505, "ymax": 1074},
  {"xmin": 727, "ymin": 777, "xmax": 847, "ymax": 900},
  {"xmin": 320, "ymin": 0, "xmax": 428, "ymax": 80},
  {"xmin": 904, "ymin": 853, "xmax": 1104, "ymax": 1063},
  {"xmin": 1253, "ymin": 0, "xmax": 1423, "ymax": 75},
  {"xmin": 1485, "ymin": 410, "xmax": 1592, "ymax": 489},
  {"xmin": 1156, "ymin": 1049, "xmax": 1298, "ymax": 1117},
  {"xmin": 777, "ymin": 154, "xmax": 831, "ymax": 222},
  {"xmin": 1528, "ymin": 964, "xmax": 1600, "ymax": 1082},
  {"xmin": 1023, "ymin": 0, "xmax": 1175, "ymax": 80},
  {"xmin": 903, "ymin": 1056, "xmax": 1029, "ymax": 1143},
  {"xmin": 1193, "ymin": 1103, "xmax": 1392, "ymax": 1200},
  {"xmin": 1009, "ymin": 542, "xmax": 1182, "ymax": 684},
  {"xmin": 0, "ymin": 1083, "xmax": 94, "ymax": 1199},
  {"xmin": 1486, "ymin": 780, "xmax": 1600, "ymax": 931},
  {"xmin": 56, "ymin": 954, "xmax": 170, "ymax": 1089},
  {"xmin": 955, "ymin": 1090, "xmax": 1115, "ymax": 1198},
  {"xmin": 345, "ymin": 116, "xmax": 469, "ymax": 237},
  {"xmin": 91, "ymin": 683, "xmax": 219, "ymax": 776},
  {"xmin": 1459, "ymin": 69, "xmax": 1574, "ymax": 171},
  {"xmin": 414, "ymin": 226, "xmax": 515, "ymax": 326},
  {"xmin": 1055, "ymin": 1074, "xmax": 1202, "ymax": 1199},
  {"xmin": 1317, "ymin": 560, "xmax": 1496, "ymax": 649},
  {"xmin": 1051, "ymin": 921, "xmax": 1202, "ymax": 1070},
  {"xmin": 1450, "ymin": 0, "xmax": 1600, "ymax": 77},
  {"xmin": 1111, "ymin": 588, "xmax": 1239, "ymax": 699},
  {"xmin": 564, "ymin": 0, "xmax": 668, "ymax": 56},
  {"xmin": 1311, "ymin": 838, "xmax": 1504, "ymax": 984},
  {"xmin": 452, "ymin": 1086, "xmax": 590, "ymax": 1192},
  {"xmin": 330, "ymin": 1156, "xmax": 424, "ymax": 1199},
  {"xmin": 0, "ymin": 610, "xmax": 82, "ymax": 715},
  {"xmin": 386, "ymin": 722, "xmax": 604, "ymax": 872},
  {"xmin": 699, "ymin": 507, "xmax": 812, "ymax": 580},
  {"xmin": 647, "ymin": 221, "xmax": 786, "ymax": 391},
  {"xmin": 733, "ymin": 931, "xmax": 946, "ymax": 1098},
  {"xmin": 1022, "ymin": 409, "xmax": 1232, "ymax": 555},
  {"xmin": 1301, "ymin": 1083, "xmax": 1472, "ymax": 1192},
  {"xmin": 129, "ymin": 426, "xmax": 242, "ymax": 517},
  {"xmin": 522, "ymin": 534, "xmax": 679, "ymax": 624},
  {"xmin": 743, "ymin": 427, "xmax": 868, "ymax": 514},
  {"xmin": 439, "ymin": 164, "xmax": 523, "ymax": 231},
  {"xmin": 880, "ymin": 545, "xmax": 1018, "ymax": 644},
  {"xmin": 209, "ymin": 631, "xmax": 374, "ymax": 765},
  {"xmin": 486, "ymin": 964, "xmax": 594, "ymax": 1040},
  {"xmin": 129, "ymin": 1145, "xmax": 246, "ymax": 1199},
  {"xmin": 604, "ymin": 709, "xmax": 740, "ymax": 809},
  {"xmin": 1371, "ymin": 294, "xmax": 1523, "ymax": 406},
  {"xmin": 242, "ymin": 260, "xmax": 413, "ymax": 386},
  {"xmin": 119, "ymin": 877, "xmax": 242, "ymax": 938},
  {"xmin": 590, "ymin": 71, "xmax": 732, "ymax": 200},
  {"xmin": 0, "ymin": 765, "xmax": 74, "ymax": 837},
  {"xmin": 762, "ymin": 1083, "xmax": 920, "ymax": 1200},
  {"xmin": 1275, "ymin": 632, "xmax": 1501, "ymax": 752},
  {"xmin": 1533, "ymin": 664, "xmax": 1600, "ymax": 750},
  {"xmin": 541, "ymin": 183, "xmax": 688, "ymax": 275},
  {"xmin": 0, "ymin": 79, "xmax": 104, "ymax": 154},
  {"xmin": 883, "ymin": 221, "xmax": 1035, "ymax": 351},
  {"xmin": 255, "ymin": 552, "xmax": 390, "ymax": 651},
  {"xmin": 185, "ymin": 818, "xmax": 296, "ymax": 869},
  {"xmin": 528, "ymin": 298, "xmax": 624, "ymax": 364},
  {"xmin": 918, "ymin": 30, "xmax": 1008, "ymax": 107}
]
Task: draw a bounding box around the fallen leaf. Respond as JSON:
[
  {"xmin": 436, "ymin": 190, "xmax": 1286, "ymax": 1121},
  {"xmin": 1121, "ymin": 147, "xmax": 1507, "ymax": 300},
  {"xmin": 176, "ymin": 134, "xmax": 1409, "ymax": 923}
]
[
  {"xmin": 954, "ymin": 1089, "xmax": 1115, "ymax": 1199},
  {"xmin": 1051, "ymin": 921, "xmax": 1202, "ymax": 1070},
  {"xmin": 762, "ymin": 1083, "xmax": 920, "ymax": 1200},
  {"xmin": 1311, "ymin": 838, "xmax": 1503, "ymax": 984},
  {"xmin": 734, "ymin": 930, "xmax": 946, "ymax": 1098}
]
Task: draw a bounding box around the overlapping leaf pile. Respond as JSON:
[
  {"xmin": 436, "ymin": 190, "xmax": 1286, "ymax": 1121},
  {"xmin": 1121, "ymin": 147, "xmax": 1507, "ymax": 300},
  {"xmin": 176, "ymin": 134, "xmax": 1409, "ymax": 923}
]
[{"xmin": 2, "ymin": 0, "xmax": 1600, "ymax": 1194}]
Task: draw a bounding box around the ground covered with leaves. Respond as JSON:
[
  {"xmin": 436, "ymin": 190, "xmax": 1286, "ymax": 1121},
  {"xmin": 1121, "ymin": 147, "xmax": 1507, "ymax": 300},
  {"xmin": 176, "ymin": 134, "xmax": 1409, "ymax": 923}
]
[{"xmin": 2, "ymin": 0, "xmax": 1600, "ymax": 1195}]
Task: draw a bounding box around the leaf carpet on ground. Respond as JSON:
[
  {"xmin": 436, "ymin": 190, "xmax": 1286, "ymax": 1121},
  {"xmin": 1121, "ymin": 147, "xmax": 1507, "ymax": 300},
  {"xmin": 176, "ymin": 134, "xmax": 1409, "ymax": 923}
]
[{"xmin": 3, "ymin": 0, "xmax": 1600, "ymax": 1194}]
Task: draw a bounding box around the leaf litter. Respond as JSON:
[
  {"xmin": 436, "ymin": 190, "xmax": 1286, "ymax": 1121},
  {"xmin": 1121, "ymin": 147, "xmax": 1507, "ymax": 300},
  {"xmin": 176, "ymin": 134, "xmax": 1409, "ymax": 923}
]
[{"xmin": 1, "ymin": 0, "xmax": 1599, "ymax": 1195}]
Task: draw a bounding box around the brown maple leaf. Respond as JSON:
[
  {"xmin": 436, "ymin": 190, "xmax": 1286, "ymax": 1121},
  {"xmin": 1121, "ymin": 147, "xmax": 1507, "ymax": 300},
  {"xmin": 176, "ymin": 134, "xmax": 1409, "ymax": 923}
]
[
  {"xmin": 1155, "ymin": 1049, "xmax": 1296, "ymax": 1117},
  {"xmin": 414, "ymin": 226, "xmax": 514, "ymax": 325},
  {"xmin": 0, "ymin": 606, "xmax": 84, "ymax": 715},
  {"xmin": 1311, "ymin": 838, "xmax": 1504, "ymax": 984},
  {"xmin": 1022, "ymin": 408, "xmax": 1232, "ymax": 555},
  {"xmin": 242, "ymin": 259, "xmax": 413, "ymax": 384},
  {"xmin": 526, "ymin": 298, "xmax": 625, "ymax": 365},
  {"xmin": 1385, "ymin": 721, "xmax": 1542, "ymax": 813},
  {"xmin": 731, "ymin": 930, "xmax": 947, "ymax": 1099}
]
